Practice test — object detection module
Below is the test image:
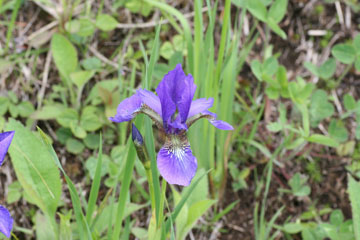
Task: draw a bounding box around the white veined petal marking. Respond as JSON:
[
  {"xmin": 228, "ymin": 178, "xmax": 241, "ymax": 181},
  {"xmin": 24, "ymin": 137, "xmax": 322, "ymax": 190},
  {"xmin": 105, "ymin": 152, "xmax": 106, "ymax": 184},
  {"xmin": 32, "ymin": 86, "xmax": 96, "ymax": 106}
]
[{"xmin": 164, "ymin": 134, "xmax": 189, "ymax": 162}]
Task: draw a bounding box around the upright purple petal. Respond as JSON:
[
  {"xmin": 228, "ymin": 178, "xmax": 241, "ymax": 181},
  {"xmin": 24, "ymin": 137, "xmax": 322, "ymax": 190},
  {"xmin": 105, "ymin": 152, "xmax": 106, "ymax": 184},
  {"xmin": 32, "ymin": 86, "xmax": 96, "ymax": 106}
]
[
  {"xmin": 0, "ymin": 205, "xmax": 13, "ymax": 238},
  {"xmin": 109, "ymin": 94, "xmax": 142, "ymax": 123},
  {"xmin": 177, "ymin": 74, "xmax": 196, "ymax": 123},
  {"xmin": 157, "ymin": 138, "xmax": 197, "ymax": 186},
  {"xmin": 187, "ymin": 98, "xmax": 214, "ymax": 119},
  {"xmin": 137, "ymin": 89, "xmax": 162, "ymax": 116},
  {"xmin": 156, "ymin": 66, "xmax": 179, "ymax": 125},
  {"xmin": 0, "ymin": 131, "xmax": 14, "ymax": 166},
  {"xmin": 156, "ymin": 64, "xmax": 197, "ymax": 130}
]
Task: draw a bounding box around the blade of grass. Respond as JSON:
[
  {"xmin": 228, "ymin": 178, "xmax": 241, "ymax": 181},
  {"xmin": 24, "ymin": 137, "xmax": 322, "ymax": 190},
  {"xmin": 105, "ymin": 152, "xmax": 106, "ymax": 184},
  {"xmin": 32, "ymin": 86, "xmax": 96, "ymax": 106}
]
[
  {"xmin": 5, "ymin": 0, "xmax": 21, "ymax": 54},
  {"xmin": 112, "ymin": 138, "xmax": 137, "ymax": 240},
  {"xmin": 86, "ymin": 134, "xmax": 103, "ymax": 224}
]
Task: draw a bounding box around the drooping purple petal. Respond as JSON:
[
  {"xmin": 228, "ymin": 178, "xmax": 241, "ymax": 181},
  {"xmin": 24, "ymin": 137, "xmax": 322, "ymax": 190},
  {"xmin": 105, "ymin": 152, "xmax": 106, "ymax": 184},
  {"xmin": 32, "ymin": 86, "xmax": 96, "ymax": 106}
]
[
  {"xmin": 187, "ymin": 98, "xmax": 214, "ymax": 119},
  {"xmin": 156, "ymin": 64, "xmax": 197, "ymax": 131},
  {"xmin": 0, "ymin": 205, "xmax": 13, "ymax": 238},
  {"xmin": 209, "ymin": 119, "xmax": 234, "ymax": 130},
  {"xmin": 0, "ymin": 131, "xmax": 14, "ymax": 166},
  {"xmin": 187, "ymin": 110, "xmax": 234, "ymax": 130},
  {"xmin": 137, "ymin": 89, "xmax": 162, "ymax": 116},
  {"xmin": 109, "ymin": 94, "xmax": 142, "ymax": 123},
  {"xmin": 157, "ymin": 141, "xmax": 197, "ymax": 186}
]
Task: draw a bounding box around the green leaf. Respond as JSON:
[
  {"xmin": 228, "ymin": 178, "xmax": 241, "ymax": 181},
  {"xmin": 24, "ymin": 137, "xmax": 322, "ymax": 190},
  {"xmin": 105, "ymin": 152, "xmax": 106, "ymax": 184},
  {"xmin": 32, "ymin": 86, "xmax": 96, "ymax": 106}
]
[
  {"xmin": 262, "ymin": 56, "xmax": 278, "ymax": 77},
  {"xmin": 283, "ymin": 223, "xmax": 303, "ymax": 234},
  {"xmin": 344, "ymin": 93, "xmax": 356, "ymax": 111},
  {"xmin": 246, "ymin": 0, "xmax": 267, "ymax": 22},
  {"xmin": 0, "ymin": 97, "xmax": 9, "ymax": 115},
  {"xmin": 5, "ymin": 119, "xmax": 62, "ymax": 217},
  {"xmin": 330, "ymin": 209, "xmax": 344, "ymax": 226},
  {"xmin": 354, "ymin": 34, "xmax": 360, "ymax": 52},
  {"xmin": 66, "ymin": 138, "xmax": 85, "ymax": 154},
  {"xmin": 17, "ymin": 101, "xmax": 35, "ymax": 118},
  {"xmin": 267, "ymin": 122, "xmax": 283, "ymax": 132},
  {"xmin": 331, "ymin": 44, "xmax": 356, "ymax": 64},
  {"xmin": 51, "ymin": 33, "xmax": 78, "ymax": 78},
  {"xmin": 348, "ymin": 175, "xmax": 360, "ymax": 239},
  {"xmin": 307, "ymin": 134, "xmax": 339, "ymax": 148},
  {"xmin": 328, "ymin": 119, "xmax": 348, "ymax": 143},
  {"xmin": 56, "ymin": 108, "xmax": 79, "ymax": 128},
  {"xmin": 318, "ymin": 58, "xmax": 336, "ymax": 79},
  {"xmin": 70, "ymin": 70, "xmax": 95, "ymax": 88},
  {"xmin": 268, "ymin": 0, "xmax": 288, "ymax": 23},
  {"xmin": 31, "ymin": 104, "xmax": 65, "ymax": 120},
  {"xmin": 355, "ymin": 56, "xmax": 360, "ymax": 71},
  {"xmin": 178, "ymin": 199, "xmax": 217, "ymax": 240},
  {"xmin": 80, "ymin": 106, "xmax": 102, "ymax": 131},
  {"xmin": 84, "ymin": 133, "xmax": 100, "ymax": 149},
  {"xmin": 160, "ymin": 41, "xmax": 175, "ymax": 60},
  {"xmin": 70, "ymin": 121, "xmax": 87, "ymax": 139},
  {"xmin": 7, "ymin": 181, "xmax": 22, "ymax": 204},
  {"xmin": 267, "ymin": 17, "xmax": 287, "ymax": 39},
  {"xmin": 304, "ymin": 61, "xmax": 319, "ymax": 76},
  {"xmin": 251, "ymin": 60, "xmax": 262, "ymax": 81},
  {"xmin": 95, "ymin": 14, "xmax": 119, "ymax": 31},
  {"xmin": 309, "ymin": 90, "xmax": 334, "ymax": 127}
]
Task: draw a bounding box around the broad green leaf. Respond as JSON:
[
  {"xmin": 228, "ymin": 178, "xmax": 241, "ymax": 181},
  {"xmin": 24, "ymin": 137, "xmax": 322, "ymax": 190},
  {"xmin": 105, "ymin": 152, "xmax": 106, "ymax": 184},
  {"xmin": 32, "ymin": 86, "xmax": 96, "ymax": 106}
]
[
  {"xmin": 84, "ymin": 133, "xmax": 100, "ymax": 149},
  {"xmin": 268, "ymin": 0, "xmax": 287, "ymax": 23},
  {"xmin": 309, "ymin": 90, "xmax": 334, "ymax": 127},
  {"xmin": 7, "ymin": 181, "xmax": 22, "ymax": 204},
  {"xmin": 56, "ymin": 108, "xmax": 79, "ymax": 128},
  {"xmin": 251, "ymin": 59, "xmax": 262, "ymax": 81},
  {"xmin": 80, "ymin": 106, "xmax": 102, "ymax": 131},
  {"xmin": 318, "ymin": 58, "xmax": 336, "ymax": 79},
  {"xmin": 178, "ymin": 199, "xmax": 217, "ymax": 240},
  {"xmin": 283, "ymin": 223, "xmax": 303, "ymax": 234},
  {"xmin": 262, "ymin": 56, "xmax": 278, "ymax": 77},
  {"xmin": 354, "ymin": 34, "xmax": 360, "ymax": 52},
  {"xmin": 331, "ymin": 44, "xmax": 356, "ymax": 64},
  {"xmin": 51, "ymin": 34, "xmax": 78, "ymax": 78},
  {"xmin": 5, "ymin": 119, "xmax": 61, "ymax": 217},
  {"xmin": 95, "ymin": 14, "xmax": 119, "ymax": 31},
  {"xmin": 267, "ymin": 122, "xmax": 283, "ymax": 132},
  {"xmin": 66, "ymin": 138, "xmax": 84, "ymax": 154},
  {"xmin": 17, "ymin": 101, "xmax": 35, "ymax": 118},
  {"xmin": 85, "ymin": 155, "xmax": 108, "ymax": 179},
  {"xmin": 304, "ymin": 61, "xmax": 319, "ymax": 76},
  {"xmin": 70, "ymin": 70, "xmax": 95, "ymax": 88},
  {"xmin": 0, "ymin": 97, "xmax": 9, "ymax": 115},
  {"xmin": 328, "ymin": 119, "xmax": 348, "ymax": 143},
  {"xmin": 330, "ymin": 209, "xmax": 344, "ymax": 226},
  {"xmin": 307, "ymin": 134, "xmax": 339, "ymax": 148},
  {"xmin": 246, "ymin": 0, "xmax": 267, "ymax": 22},
  {"xmin": 70, "ymin": 121, "xmax": 87, "ymax": 139},
  {"xmin": 344, "ymin": 93, "xmax": 356, "ymax": 111},
  {"xmin": 31, "ymin": 104, "xmax": 65, "ymax": 120},
  {"xmin": 355, "ymin": 56, "xmax": 360, "ymax": 71},
  {"xmin": 160, "ymin": 41, "xmax": 175, "ymax": 60},
  {"xmin": 348, "ymin": 174, "xmax": 360, "ymax": 239},
  {"xmin": 35, "ymin": 212, "xmax": 56, "ymax": 240}
]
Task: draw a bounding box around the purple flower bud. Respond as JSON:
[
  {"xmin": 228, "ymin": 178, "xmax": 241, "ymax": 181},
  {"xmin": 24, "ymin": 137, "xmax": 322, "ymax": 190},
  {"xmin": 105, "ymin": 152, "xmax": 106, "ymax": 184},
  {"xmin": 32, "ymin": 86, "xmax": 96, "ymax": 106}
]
[{"xmin": 131, "ymin": 123, "xmax": 143, "ymax": 146}]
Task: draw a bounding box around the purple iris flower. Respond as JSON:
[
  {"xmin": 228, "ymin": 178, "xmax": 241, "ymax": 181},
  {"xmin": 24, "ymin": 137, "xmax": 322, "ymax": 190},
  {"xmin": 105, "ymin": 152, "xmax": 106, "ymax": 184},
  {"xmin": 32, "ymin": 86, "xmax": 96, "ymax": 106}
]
[
  {"xmin": 110, "ymin": 64, "xmax": 233, "ymax": 186},
  {"xmin": 0, "ymin": 131, "xmax": 14, "ymax": 238}
]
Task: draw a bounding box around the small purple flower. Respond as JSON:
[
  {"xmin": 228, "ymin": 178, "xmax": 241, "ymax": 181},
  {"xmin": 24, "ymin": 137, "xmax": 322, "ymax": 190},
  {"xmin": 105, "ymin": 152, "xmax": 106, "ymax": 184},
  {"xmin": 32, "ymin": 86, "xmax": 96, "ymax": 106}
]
[
  {"xmin": 0, "ymin": 131, "xmax": 14, "ymax": 238},
  {"xmin": 110, "ymin": 64, "xmax": 233, "ymax": 186}
]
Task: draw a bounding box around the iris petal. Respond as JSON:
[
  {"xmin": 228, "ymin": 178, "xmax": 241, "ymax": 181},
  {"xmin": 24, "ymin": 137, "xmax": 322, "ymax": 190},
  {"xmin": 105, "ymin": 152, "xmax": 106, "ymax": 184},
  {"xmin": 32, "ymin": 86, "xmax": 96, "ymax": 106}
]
[
  {"xmin": 109, "ymin": 94, "xmax": 142, "ymax": 123},
  {"xmin": 156, "ymin": 64, "xmax": 197, "ymax": 131},
  {"xmin": 0, "ymin": 131, "xmax": 14, "ymax": 166},
  {"xmin": 137, "ymin": 89, "xmax": 162, "ymax": 116},
  {"xmin": 157, "ymin": 142, "xmax": 197, "ymax": 186},
  {"xmin": 187, "ymin": 98, "xmax": 214, "ymax": 119},
  {"xmin": 0, "ymin": 205, "xmax": 13, "ymax": 238}
]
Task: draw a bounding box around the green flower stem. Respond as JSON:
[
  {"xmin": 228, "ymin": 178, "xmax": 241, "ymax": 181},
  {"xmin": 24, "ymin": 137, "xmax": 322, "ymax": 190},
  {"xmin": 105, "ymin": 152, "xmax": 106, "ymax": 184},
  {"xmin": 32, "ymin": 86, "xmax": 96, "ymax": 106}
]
[{"xmin": 133, "ymin": 138, "xmax": 156, "ymax": 214}]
